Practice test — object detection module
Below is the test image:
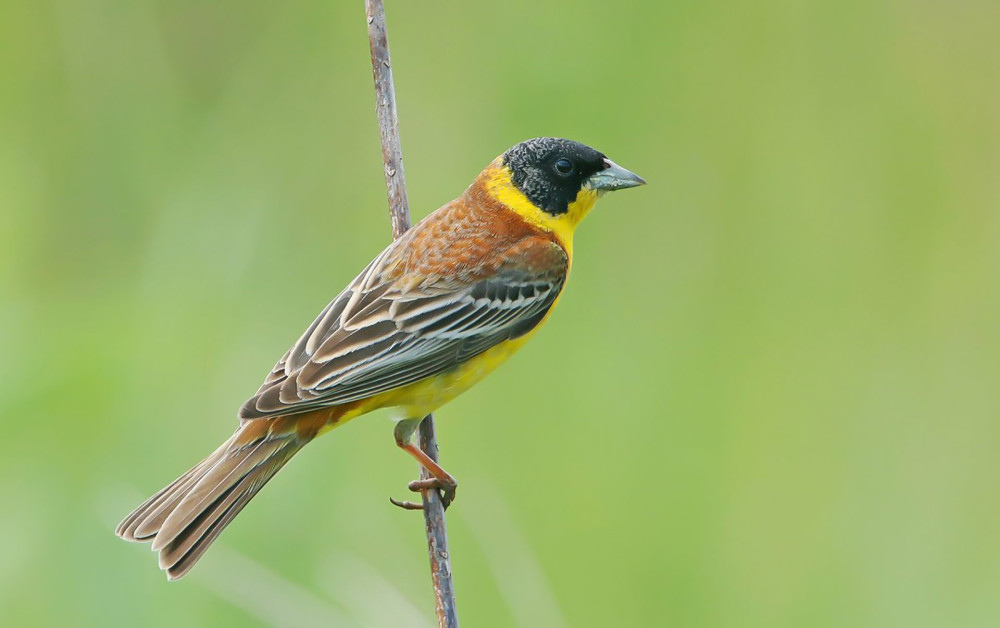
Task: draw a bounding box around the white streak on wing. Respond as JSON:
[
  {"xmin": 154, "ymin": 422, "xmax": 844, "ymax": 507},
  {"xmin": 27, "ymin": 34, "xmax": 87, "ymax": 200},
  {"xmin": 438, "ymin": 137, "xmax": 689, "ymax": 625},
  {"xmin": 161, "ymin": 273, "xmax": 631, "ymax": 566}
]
[
  {"xmin": 388, "ymin": 292, "xmax": 466, "ymax": 321},
  {"xmin": 304, "ymin": 297, "xmax": 346, "ymax": 357},
  {"xmin": 341, "ymin": 308, "xmax": 393, "ymax": 331},
  {"xmin": 398, "ymin": 300, "xmax": 474, "ymax": 333},
  {"xmin": 312, "ymin": 337, "xmax": 452, "ymax": 392},
  {"xmin": 312, "ymin": 341, "xmax": 403, "ymax": 389},
  {"xmin": 313, "ymin": 326, "xmax": 398, "ymax": 363}
]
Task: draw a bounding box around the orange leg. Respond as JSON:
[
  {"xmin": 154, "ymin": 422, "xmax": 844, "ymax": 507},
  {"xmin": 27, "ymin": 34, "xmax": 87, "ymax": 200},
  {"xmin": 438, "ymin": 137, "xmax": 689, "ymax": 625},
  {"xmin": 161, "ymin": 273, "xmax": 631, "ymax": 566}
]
[{"xmin": 390, "ymin": 418, "xmax": 458, "ymax": 510}]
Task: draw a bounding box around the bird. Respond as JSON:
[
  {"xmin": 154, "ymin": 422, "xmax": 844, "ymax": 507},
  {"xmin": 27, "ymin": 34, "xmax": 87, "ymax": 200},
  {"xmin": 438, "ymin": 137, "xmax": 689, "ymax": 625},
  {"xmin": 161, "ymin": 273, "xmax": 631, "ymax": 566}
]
[{"xmin": 115, "ymin": 137, "xmax": 645, "ymax": 579}]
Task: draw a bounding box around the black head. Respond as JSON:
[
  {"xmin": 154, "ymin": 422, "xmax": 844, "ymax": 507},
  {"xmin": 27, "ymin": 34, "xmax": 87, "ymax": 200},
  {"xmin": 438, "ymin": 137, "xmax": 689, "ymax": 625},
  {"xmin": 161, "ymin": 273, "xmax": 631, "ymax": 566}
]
[{"xmin": 503, "ymin": 138, "xmax": 610, "ymax": 216}]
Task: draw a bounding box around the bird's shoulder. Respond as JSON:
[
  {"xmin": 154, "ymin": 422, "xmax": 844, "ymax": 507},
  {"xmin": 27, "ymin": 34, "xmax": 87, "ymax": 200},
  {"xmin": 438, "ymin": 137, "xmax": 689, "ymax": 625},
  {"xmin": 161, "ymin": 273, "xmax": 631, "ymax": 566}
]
[{"xmin": 386, "ymin": 185, "xmax": 568, "ymax": 285}]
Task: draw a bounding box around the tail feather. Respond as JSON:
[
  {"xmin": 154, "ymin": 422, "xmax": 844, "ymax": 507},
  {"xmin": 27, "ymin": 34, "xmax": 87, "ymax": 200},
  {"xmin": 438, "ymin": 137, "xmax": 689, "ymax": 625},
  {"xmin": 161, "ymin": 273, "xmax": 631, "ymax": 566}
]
[
  {"xmin": 116, "ymin": 414, "xmax": 324, "ymax": 580},
  {"xmin": 118, "ymin": 454, "xmax": 219, "ymax": 541},
  {"xmin": 158, "ymin": 449, "xmax": 293, "ymax": 579},
  {"xmin": 151, "ymin": 435, "xmax": 287, "ymax": 551}
]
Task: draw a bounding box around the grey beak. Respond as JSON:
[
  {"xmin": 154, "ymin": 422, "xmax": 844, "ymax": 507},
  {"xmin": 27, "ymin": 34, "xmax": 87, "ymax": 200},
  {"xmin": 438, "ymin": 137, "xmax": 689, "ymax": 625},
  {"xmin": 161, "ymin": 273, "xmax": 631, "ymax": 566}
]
[{"xmin": 585, "ymin": 159, "xmax": 646, "ymax": 191}]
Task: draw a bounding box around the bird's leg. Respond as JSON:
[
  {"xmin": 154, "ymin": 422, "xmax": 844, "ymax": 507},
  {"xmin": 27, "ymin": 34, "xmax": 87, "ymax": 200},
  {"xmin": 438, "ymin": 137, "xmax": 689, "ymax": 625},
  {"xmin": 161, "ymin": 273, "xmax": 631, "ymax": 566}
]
[{"xmin": 389, "ymin": 417, "xmax": 458, "ymax": 510}]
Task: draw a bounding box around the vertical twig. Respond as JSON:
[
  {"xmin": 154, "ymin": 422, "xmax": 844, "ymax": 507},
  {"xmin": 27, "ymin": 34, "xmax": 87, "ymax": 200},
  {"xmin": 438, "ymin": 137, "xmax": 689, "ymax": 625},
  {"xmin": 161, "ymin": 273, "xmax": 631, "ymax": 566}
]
[{"xmin": 364, "ymin": 2, "xmax": 459, "ymax": 626}]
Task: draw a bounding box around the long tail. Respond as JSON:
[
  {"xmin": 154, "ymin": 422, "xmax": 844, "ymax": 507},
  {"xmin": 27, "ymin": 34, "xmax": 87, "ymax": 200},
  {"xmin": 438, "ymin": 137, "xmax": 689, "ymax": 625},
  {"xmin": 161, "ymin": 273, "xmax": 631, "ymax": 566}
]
[{"xmin": 116, "ymin": 413, "xmax": 327, "ymax": 580}]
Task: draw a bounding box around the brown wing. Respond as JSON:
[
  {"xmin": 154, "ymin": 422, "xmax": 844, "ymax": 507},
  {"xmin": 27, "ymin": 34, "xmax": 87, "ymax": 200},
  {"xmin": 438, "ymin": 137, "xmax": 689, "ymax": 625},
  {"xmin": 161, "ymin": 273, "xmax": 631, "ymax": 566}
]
[{"xmin": 239, "ymin": 210, "xmax": 568, "ymax": 420}]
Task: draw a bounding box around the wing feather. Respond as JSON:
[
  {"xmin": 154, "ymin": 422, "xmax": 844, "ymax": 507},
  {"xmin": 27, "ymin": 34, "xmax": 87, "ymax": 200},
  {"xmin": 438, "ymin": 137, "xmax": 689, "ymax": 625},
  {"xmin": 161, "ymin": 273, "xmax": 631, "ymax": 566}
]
[{"xmin": 239, "ymin": 235, "xmax": 567, "ymax": 419}]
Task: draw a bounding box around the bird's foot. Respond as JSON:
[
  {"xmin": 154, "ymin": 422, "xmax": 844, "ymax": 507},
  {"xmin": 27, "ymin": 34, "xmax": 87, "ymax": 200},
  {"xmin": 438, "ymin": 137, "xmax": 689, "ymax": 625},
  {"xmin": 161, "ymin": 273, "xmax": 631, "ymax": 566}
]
[
  {"xmin": 390, "ymin": 476, "xmax": 457, "ymax": 511},
  {"xmin": 410, "ymin": 476, "xmax": 457, "ymax": 509}
]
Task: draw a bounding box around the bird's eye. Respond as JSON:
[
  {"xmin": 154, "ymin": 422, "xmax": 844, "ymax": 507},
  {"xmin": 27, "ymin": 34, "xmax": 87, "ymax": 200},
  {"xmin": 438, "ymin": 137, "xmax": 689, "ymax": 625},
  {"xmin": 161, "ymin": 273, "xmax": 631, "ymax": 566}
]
[{"xmin": 554, "ymin": 158, "xmax": 574, "ymax": 176}]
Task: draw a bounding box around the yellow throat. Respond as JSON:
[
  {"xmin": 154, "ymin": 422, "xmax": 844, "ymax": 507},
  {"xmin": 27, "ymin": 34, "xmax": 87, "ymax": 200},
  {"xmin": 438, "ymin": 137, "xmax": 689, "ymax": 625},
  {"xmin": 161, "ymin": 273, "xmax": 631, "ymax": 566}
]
[{"xmin": 482, "ymin": 161, "xmax": 599, "ymax": 257}]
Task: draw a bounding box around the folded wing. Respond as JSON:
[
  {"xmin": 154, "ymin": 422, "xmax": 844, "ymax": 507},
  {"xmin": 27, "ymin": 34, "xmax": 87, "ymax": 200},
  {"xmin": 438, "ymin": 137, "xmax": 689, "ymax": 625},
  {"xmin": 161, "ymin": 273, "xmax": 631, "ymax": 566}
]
[{"xmin": 240, "ymin": 236, "xmax": 567, "ymax": 419}]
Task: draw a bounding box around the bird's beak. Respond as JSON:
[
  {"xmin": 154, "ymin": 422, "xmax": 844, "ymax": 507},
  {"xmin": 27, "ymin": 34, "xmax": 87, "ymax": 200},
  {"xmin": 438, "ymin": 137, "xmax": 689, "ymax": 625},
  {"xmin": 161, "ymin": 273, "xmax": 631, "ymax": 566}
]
[{"xmin": 585, "ymin": 159, "xmax": 646, "ymax": 191}]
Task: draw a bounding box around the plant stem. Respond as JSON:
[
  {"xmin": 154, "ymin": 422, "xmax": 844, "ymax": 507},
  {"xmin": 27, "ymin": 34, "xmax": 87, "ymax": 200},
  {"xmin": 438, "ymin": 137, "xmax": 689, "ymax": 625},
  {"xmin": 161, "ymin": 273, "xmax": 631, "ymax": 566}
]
[{"xmin": 364, "ymin": 2, "xmax": 459, "ymax": 626}]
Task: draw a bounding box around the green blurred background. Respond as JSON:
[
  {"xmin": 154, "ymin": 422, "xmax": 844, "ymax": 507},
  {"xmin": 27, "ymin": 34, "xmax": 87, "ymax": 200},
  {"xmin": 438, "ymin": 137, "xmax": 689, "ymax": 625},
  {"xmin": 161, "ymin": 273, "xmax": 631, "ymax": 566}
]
[{"xmin": 2, "ymin": 0, "xmax": 999, "ymax": 626}]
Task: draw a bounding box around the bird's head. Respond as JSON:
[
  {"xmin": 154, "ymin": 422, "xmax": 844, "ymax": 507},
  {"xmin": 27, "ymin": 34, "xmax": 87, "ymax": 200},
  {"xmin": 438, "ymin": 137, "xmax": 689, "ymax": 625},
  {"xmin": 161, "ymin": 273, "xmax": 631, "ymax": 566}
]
[{"xmin": 477, "ymin": 137, "xmax": 645, "ymax": 248}]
